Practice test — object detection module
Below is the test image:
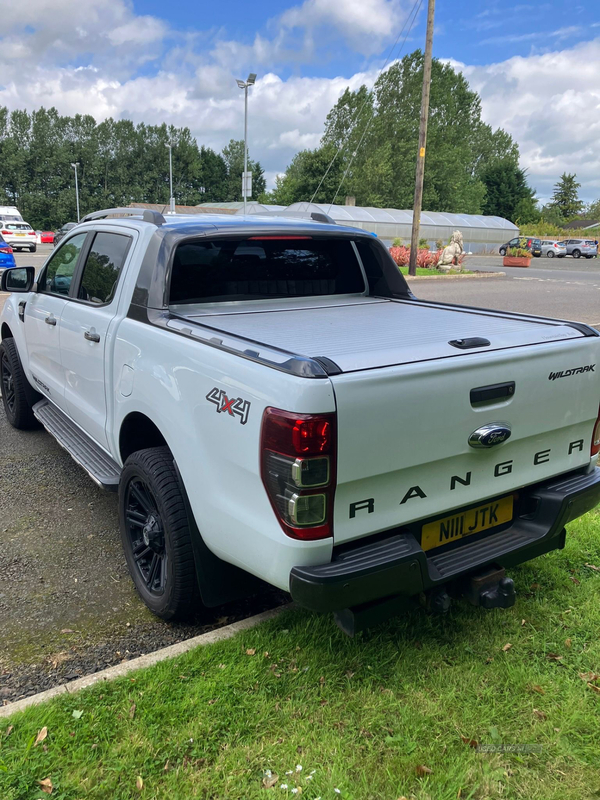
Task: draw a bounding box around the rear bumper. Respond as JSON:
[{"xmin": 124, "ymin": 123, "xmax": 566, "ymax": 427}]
[{"xmin": 289, "ymin": 467, "xmax": 600, "ymax": 612}]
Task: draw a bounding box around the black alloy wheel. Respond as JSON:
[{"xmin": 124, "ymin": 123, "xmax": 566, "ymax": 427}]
[
  {"xmin": 0, "ymin": 338, "xmax": 39, "ymax": 429},
  {"xmin": 124, "ymin": 477, "xmax": 168, "ymax": 596},
  {"xmin": 119, "ymin": 447, "xmax": 201, "ymax": 620}
]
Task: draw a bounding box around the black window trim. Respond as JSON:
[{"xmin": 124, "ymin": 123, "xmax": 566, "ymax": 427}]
[
  {"xmin": 68, "ymin": 230, "xmax": 133, "ymax": 308},
  {"xmin": 36, "ymin": 231, "xmax": 92, "ymax": 299}
]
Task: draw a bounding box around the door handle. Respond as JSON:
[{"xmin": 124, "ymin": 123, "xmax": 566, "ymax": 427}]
[
  {"xmin": 84, "ymin": 330, "xmax": 101, "ymax": 343},
  {"xmin": 45, "ymin": 315, "xmax": 57, "ymax": 326}
]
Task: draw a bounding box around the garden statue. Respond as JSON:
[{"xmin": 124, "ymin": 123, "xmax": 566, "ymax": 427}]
[{"xmin": 437, "ymin": 230, "xmax": 464, "ymax": 271}]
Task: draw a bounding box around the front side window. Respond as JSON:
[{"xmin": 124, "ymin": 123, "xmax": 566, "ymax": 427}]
[
  {"xmin": 40, "ymin": 233, "xmax": 87, "ymax": 296},
  {"xmin": 169, "ymin": 236, "xmax": 366, "ymax": 305},
  {"xmin": 77, "ymin": 232, "xmax": 131, "ymax": 305}
]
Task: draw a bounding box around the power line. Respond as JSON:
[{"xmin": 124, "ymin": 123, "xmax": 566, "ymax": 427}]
[
  {"xmin": 309, "ymin": 0, "xmax": 424, "ymax": 205},
  {"xmin": 327, "ymin": 0, "xmax": 423, "ymax": 212}
]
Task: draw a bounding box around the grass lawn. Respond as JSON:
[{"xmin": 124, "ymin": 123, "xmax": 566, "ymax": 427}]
[
  {"xmin": 399, "ymin": 267, "xmax": 474, "ymax": 276},
  {"xmin": 1, "ymin": 510, "xmax": 600, "ymax": 800}
]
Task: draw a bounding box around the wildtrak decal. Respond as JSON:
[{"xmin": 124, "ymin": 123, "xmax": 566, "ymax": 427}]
[{"xmin": 549, "ymin": 365, "xmax": 595, "ymax": 381}]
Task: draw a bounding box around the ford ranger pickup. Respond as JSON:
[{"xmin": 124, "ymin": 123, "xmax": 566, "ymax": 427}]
[{"xmin": 2, "ymin": 207, "xmax": 600, "ymax": 634}]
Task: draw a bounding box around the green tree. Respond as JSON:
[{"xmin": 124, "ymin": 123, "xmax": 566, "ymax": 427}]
[
  {"xmin": 221, "ymin": 139, "xmax": 266, "ymax": 202},
  {"xmin": 481, "ymin": 160, "xmax": 539, "ymax": 223},
  {"xmin": 550, "ymin": 173, "xmax": 584, "ymax": 219},
  {"xmin": 271, "ymin": 50, "xmax": 520, "ymax": 214}
]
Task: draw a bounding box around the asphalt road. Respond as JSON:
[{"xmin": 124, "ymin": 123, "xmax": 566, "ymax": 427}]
[{"xmin": 1, "ymin": 244, "xmax": 599, "ymax": 702}]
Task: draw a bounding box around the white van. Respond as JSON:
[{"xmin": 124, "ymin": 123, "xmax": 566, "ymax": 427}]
[{"xmin": 0, "ymin": 206, "xmax": 24, "ymax": 223}]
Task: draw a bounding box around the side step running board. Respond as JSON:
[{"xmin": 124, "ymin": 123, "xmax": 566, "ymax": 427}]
[{"xmin": 33, "ymin": 400, "xmax": 121, "ymax": 491}]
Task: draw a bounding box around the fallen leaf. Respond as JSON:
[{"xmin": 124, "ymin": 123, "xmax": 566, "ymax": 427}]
[
  {"xmin": 502, "ymin": 643, "xmax": 512, "ymax": 652},
  {"xmin": 60, "ymin": 629, "xmax": 74, "ymax": 634},
  {"xmin": 587, "ymin": 683, "xmax": 600, "ymax": 694},
  {"xmin": 246, "ymin": 649, "xmax": 256, "ymax": 656},
  {"xmin": 569, "ymin": 576, "xmax": 580, "ymax": 585},
  {"xmin": 5, "ymin": 725, "xmax": 13, "ymax": 737},
  {"xmin": 416, "ymin": 765, "xmax": 433, "ymax": 776},
  {"xmin": 579, "ymin": 672, "xmax": 600, "ymax": 683},
  {"xmin": 136, "ymin": 776, "xmax": 144, "ymax": 791},
  {"xmin": 38, "ymin": 777, "xmax": 53, "ymax": 794},
  {"xmin": 546, "ymin": 653, "xmax": 563, "ymax": 662},
  {"xmin": 129, "ymin": 703, "xmax": 136, "ymax": 719},
  {"xmin": 72, "ymin": 710, "xmax": 83, "ymax": 719},
  {"xmin": 262, "ymin": 772, "xmax": 279, "ymax": 789},
  {"xmin": 208, "ymin": 699, "xmax": 217, "ymax": 705},
  {"xmin": 319, "ymin": 676, "xmax": 325, "ymax": 686},
  {"xmin": 521, "ymin": 619, "xmax": 526, "ymax": 626},
  {"xmin": 531, "ymin": 685, "xmax": 545, "ymax": 695},
  {"xmin": 163, "ymin": 759, "xmax": 170, "ymax": 771},
  {"xmin": 529, "ymin": 583, "xmax": 540, "ymax": 590},
  {"xmin": 460, "ymin": 735, "xmax": 478, "ymax": 748},
  {"xmin": 565, "ymin": 638, "xmax": 572, "ymax": 649},
  {"xmin": 584, "ymin": 563, "xmax": 600, "ymax": 572},
  {"xmin": 485, "ymin": 657, "xmax": 494, "ymax": 664},
  {"xmin": 533, "ymin": 709, "xmax": 547, "ymax": 721},
  {"xmin": 34, "ymin": 727, "xmax": 48, "ymax": 747}
]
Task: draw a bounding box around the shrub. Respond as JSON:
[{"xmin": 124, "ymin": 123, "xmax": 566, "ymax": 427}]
[
  {"xmin": 389, "ymin": 245, "xmax": 410, "ymax": 266},
  {"xmin": 507, "ymin": 247, "xmax": 531, "ymax": 258},
  {"xmin": 418, "ymin": 237, "xmax": 430, "ymax": 250},
  {"xmin": 392, "ymin": 237, "xmax": 404, "ymax": 247},
  {"xmin": 435, "ymin": 238, "xmax": 444, "ymax": 250}
]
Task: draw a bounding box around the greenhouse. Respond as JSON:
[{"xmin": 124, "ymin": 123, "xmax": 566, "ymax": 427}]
[{"xmin": 195, "ymin": 201, "xmax": 518, "ymax": 253}]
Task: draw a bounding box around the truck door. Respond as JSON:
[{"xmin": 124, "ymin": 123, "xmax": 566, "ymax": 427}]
[
  {"xmin": 60, "ymin": 229, "xmax": 133, "ymax": 448},
  {"xmin": 24, "ymin": 232, "xmax": 89, "ymax": 409}
]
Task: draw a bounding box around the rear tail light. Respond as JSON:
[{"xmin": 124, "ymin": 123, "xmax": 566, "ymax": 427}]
[
  {"xmin": 260, "ymin": 407, "xmax": 336, "ymax": 540},
  {"xmin": 0, "ymin": 247, "xmax": 10, "ymax": 254},
  {"xmin": 591, "ymin": 407, "xmax": 600, "ymax": 457},
  {"xmin": 28, "ymin": 231, "xmax": 35, "ymax": 236},
  {"xmin": 1, "ymin": 230, "xmax": 9, "ymax": 236}
]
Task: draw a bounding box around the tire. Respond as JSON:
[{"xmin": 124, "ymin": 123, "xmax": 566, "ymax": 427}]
[
  {"xmin": 29, "ymin": 245, "xmax": 36, "ymax": 253},
  {"xmin": 586, "ymin": 255, "xmax": 593, "ymax": 259},
  {"xmin": 546, "ymin": 250, "xmax": 554, "ymax": 258},
  {"xmin": 572, "ymin": 249, "xmax": 581, "ymax": 259},
  {"xmin": 499, "ymin": 247, "xmax": 506, "ymax": 256},
  {"xmin": 119, "ymin": 446, "xmax": 201, "ymax": 620},
  {"xmin": 0, "ymin": 338, "xmax": 39, "ymax": 429}
]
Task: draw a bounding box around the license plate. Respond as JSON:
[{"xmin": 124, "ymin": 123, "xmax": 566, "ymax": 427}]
[
  {"xmin": 15, "ymin": 232, "xmax": 25, "ymax": 236},
  {"xmin": 421, "ymin": 496, "xmax": 513, "ymax": 552}
]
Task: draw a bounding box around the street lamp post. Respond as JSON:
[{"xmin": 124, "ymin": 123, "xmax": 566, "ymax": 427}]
[
  {"xmin": 71, "ymin": 162, "xmax": 80, "ymax": 222},
  {"xmin": 165, "ymin": 141, "xmax": 175, "ymax": 214},
  {"xmin": 236, "ymin": 73, "xmax": 257, "ymax": 215}
]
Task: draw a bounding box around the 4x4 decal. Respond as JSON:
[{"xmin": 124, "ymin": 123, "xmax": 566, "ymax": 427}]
[{"xmin": 206, "ymin": 387, "xmax": 251, "ymax": 425}]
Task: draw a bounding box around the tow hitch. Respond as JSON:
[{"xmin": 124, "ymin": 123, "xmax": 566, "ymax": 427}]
[{"xmin": 463, "ymin": 566, "xmax": 516, "ymax": 609}]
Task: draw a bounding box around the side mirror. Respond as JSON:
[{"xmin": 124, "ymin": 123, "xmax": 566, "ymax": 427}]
[{"xmin": 1, "ymin": 266, "xmax": 36, "ymax": 293}]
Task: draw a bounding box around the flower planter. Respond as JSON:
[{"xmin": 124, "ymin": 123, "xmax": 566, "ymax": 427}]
[{"xmin": 503, "ymin": 256, "xmax": 531, "ymax": 268}]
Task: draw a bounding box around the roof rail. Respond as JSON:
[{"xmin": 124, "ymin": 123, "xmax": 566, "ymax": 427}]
[
  {"xmin": 81, "ymin": 207, "xmax": 166, "ymax": 226},
  {"xmin": 310, "ymin": 211, "xmax": 336, "ymax": 224}
]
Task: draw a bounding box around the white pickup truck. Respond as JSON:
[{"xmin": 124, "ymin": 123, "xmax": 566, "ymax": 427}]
[{"xmin": 2, "ymin": 208, "xmax": 600, "ymax": 634}]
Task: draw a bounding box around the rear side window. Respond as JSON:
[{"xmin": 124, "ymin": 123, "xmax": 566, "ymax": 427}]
[
  {"xmin": 77, "ymin": 232, "xmax": 131, "ymax": 305},
  {"xmin": 169, "ymin": 236, "xmax": 366, "ymax": 304}
]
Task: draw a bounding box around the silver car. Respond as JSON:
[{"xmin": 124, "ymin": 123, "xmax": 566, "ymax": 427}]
[
  {"xmin": 541, "ymin": 240, "xmax": 566, "ymax": 258},
  {"xmin": 561, "ymin": 239, "xmax": 598, "ymax": 259}
]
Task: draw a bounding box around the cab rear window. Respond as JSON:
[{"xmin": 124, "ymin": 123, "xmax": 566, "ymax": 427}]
[{"xmin": 169, "ymin": 236, "xmax": 366, "ymax": 304}]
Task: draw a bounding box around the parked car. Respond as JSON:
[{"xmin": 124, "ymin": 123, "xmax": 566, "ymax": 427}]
[
  {"xmin": 0, "ymin": 222, "xmax": 37, "ymax": 252},
  {"xmin": 499, "ymin": 237, "xmax": 542, "ymax": 257},
  {"xmin": 0, "ymin": 206, "xmax": 23, "ymax": 223},
  {"xmin": 560, "ymin": 239, "xmax": 598, "ymax": 259},
  {"xmin": 541, "ymin": 240, "xmax": 567, "ymax": 258},
  {"xmin": 54, "ymin": 222, "xmax": 77, "ymax": 247},
  {"xmin": 0, "ymin": 234, "xmax": 16, "ymax": 277},
  {"xmin": 40, "ymin": 231, "xmax": 55, "ymax": 244},
  {"xmin": 2, "ymin": 207, "xmax": 600, "ymax": 634}
]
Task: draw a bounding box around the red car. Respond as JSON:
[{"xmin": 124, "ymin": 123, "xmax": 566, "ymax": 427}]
[{"xmin": 40, "ymin": 231, "xmax": 55, "ymax": 244}]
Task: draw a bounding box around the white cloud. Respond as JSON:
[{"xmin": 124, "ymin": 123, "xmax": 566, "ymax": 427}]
[
  {"xmin": 1, "ymin": 0, "xmax": 599, "ymax": 204},
  {"xmin": 452, "ymin": 38, "xmax": 600, "ymax": 203}
]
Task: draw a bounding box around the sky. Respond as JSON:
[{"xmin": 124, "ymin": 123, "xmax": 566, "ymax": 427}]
[{"xmin": 0, "ymin": 0, "xmax": 599, "ymax": 207}]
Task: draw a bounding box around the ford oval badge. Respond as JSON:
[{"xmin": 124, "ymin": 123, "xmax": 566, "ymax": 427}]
[{"xmin": 468, "ymin": 423, "xmax": 512, "ymax": 449}]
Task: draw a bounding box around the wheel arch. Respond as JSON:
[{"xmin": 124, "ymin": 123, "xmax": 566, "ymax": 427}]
[
  {"xmin": 1, "ymin": 322, "xmax": 13, "ymax": 341},
  {"xmin": 119, "ymin": 411, "xmax": 169, "ymax": 463}
]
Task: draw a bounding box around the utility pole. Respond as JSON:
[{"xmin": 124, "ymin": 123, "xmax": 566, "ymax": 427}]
[
  {"xmin": 236, "ymin": 73, "xmax": 257, "ymax": 214},
  {"xmin": 408, "ymin": 0, "xmax": 435, "ymax": 276},
  {"xmin": 165, "ymin": 141, "xmax": 175, "ymax": 214}
]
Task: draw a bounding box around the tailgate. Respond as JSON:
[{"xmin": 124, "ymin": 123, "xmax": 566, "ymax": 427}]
[{"xmin": 332, "ymin": 336, "xmax": 600, "ymax": 544}]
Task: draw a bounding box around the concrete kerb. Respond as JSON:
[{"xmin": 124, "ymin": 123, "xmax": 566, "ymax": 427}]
[
  {"xmin": 405, "ymin": 271, "xmax": 506, "ymax": 281},
  {"xmin": 0, "ymin": 605, "xmax": 290, "ymax": 718}
]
